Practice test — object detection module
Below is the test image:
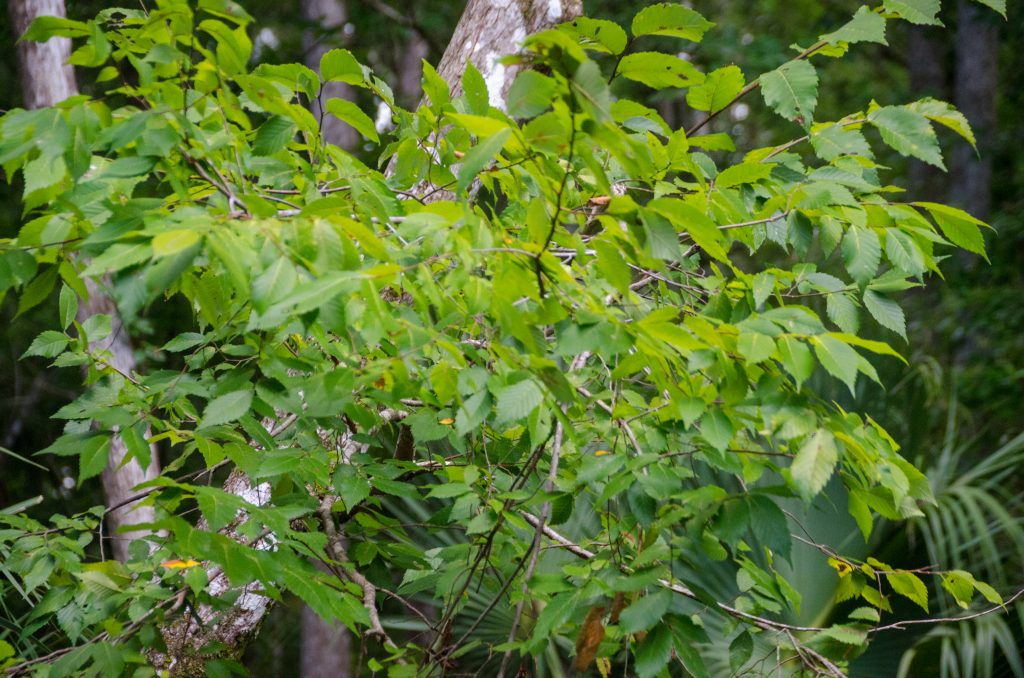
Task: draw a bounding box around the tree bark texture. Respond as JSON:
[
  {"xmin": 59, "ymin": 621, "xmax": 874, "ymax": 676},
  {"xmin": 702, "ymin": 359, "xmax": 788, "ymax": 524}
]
[
  {"xmin": 8, "ymin": 0, "xmax": 76, "ymax": 109},
  {"xmin": 435, "ymin": 0, "xmax": 583, "ymax": 109},
  {"xmin": 950, "ymin": 0, "xmax": 999, "ymax": 221},
  {"xmin": 154, "ymin": 471, "xmax": 274, "ymax": 675},
  {"xmin": 8, "ymin": 0, "xmax": 160, "ymax": 564},
  {"xmin": 302, "ymin": 0, "xmax": 360, "ymax": 150}
]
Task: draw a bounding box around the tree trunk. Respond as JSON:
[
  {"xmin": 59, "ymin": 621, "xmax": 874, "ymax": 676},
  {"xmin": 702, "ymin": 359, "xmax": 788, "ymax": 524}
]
[
  {"xmin": 950, "ymin": 0, "xmax": 998, "ymax": 221},
  {"xmin": 301, "ymin": 566, "xmax": 353, "ymax": 678},
  {"xmin": 435, "ymin": 0, "xmax": 583, "ymax": 109},
  {"xmin": 302, "ymin": 0, "xmax": 360, "ymax": 150},
  {"xmin": 8, "ymin": 0, "xmax": 160, "ymax": 564},
  {"xmin": 298, "ymin": 3, "xmax": 360, "ymax": 670},
  {"xmin": 8, "ymin": 0, "xmax": 76, "ymax": 109},
  {"xmin": 396, "ymin": 32, "xmax": 430, "ymax": 108}
]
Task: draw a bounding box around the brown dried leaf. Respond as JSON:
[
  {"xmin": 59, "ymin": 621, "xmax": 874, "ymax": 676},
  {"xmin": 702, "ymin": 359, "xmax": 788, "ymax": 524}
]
[{"xmin": 572, "ymin": 604, "xmax": 607, "ymax": 672}]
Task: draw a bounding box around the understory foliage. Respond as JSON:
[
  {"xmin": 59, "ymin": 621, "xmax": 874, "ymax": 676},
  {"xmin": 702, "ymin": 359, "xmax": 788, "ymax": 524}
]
[{"xmin": 0, "ymin": 0, "xmax": 1010, "ymax": 675}]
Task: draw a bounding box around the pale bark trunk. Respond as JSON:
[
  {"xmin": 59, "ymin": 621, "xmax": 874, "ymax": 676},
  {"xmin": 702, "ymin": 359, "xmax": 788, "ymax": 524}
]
[
  {"xmin": 154, "ymin": 470, "xmax": 273, "ymax": 674},
  {"xmin": 435, "ymin": 0, "xmax": 582, "ymax": 109},
  {"xmin": 9, "ymin": 0, "xmax": 160, "ymax": 564},
  {"xmin": 950, "ymin": 0, "xmax": 998, "ymax": 221},
  {"xmin": 301, "ymin": 563, "xmax": 353, "ymax": 678},
  {"xmin": 303, "ymin": 0, "xmax": 360, "ymax": 150},
  {"xmin": 8, "ymin": 0, "xmax": 76, "ymax": 109}
]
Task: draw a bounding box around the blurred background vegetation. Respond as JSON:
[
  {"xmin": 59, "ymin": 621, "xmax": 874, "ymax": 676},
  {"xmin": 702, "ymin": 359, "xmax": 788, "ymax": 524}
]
[{"xmin": 1, "ymin": 0, "xmax": 1021, "ymax": 675}]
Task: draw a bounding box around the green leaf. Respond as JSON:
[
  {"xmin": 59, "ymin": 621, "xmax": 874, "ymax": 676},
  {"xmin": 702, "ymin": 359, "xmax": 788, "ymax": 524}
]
[
  {"xmin": 647, "ymin": 199, "xmax": 728, "ymax": 261},
  {"xmin": 82, "ymin": 243, "xmax": 153, "ymax": 276},
  {"xmin": 842, "ymin": 226, "xmax": 881, "ymax": 285},
  {"xmin": 971, "ymin": 0, "xmax": 1006, "ymax": 17},
  {"xmin": 100, "ymin": 155, "xmax": 158, "ymax": 178},
  {"xmin": 59, "ymin": 285, "xmax": 78, "ymax": 330},
  {"xmin": 748, "ymin": 495, "xmax": 791, "ymax": 560},
  {"xmin": 620, "ymin": 591, "xmax": 671, "ymax": 633},
  {"xmin": 973, "ymin": 578, "xmax": 1003, "ymax": 605},
  {"xmin": 530, "ymin": 592, "xmax": 577, "ymax": 645},
  {"xmin": 21, "ymin": 16, "xmax": 90, "ymax": 41},
  {"xmin": 820, "ymin": 624, "xmax": 869, "ymax": 645},
  {"xmin": 426, "ymin": 482, "xmax": 471, "ymax": 499},
  {"xmin": 507, "ymin": 71, "xmax": 557, "ymax": 118},
  {"xmin": 200, "ymin": 390, "xmax": 254, "ymax": 429},
  {"xmin": 495, "ymin": 379, "xmax": 544, "ymax": 424},
  {"xmin": 325, "ymin": 98, "xmax": 379, "ymax": 143},
  {"xmin": 23, "ymin": 330, "xmax": 69, "ymax": 359},
  {"xmin": 462, "ymin": 61, "xmax": 490, "ymax": 115},
  {"xmin": 572, "ymin": 60, "xmax": 612, "ymax": 122},
  {"xmin": 162, "ymin": 332, "xmax": 206, "ymax": 352},
  {"xmin": 252, "ymin": 115, "xmax": 295, "ymax": 155},
  {"xmin": 701, "ymin": 410, "xmax": 733, "ymax": 451},
  {"xmin": 561, "ymin": 17, "xmax": 628, "ymax": 54},
  {"xmin": 869, "ymin": 106, "xmax": 944, "ymax": 168},
  {"xmin": 909, "ymin": 98, "xmax": 975, "ymax": 147},
  {"xmin": 826, "ymin": 292, "xmax": 859, "ymax": 335},
  {"xmin": 617, "ymin": 52, "xmax": 703, "ymax": 89},
  {"xmin": 822, "ymin": 6, "xmax": 888, "ymax": 45},
  {"xmin": 737, "ymin": 331, "xmax": 775, "ymax": 364},
  {"xmin": 334, "ymin": 466, "xmax": 371, "ymax": 509},
  {"xmin": 79, "ymin": 435, "xmax": 110, "ymax": 483},
  {"xmin": 686, "ymin": 65, "xmax": 745, "ymax": 114},
  {"xmin": 634, "ymin": 625, "xmax": 673, "ymax": 678},
  {"xmin": 940, "ymin": 570, "xmax": 976, "ymax": 608},
  {"xmin": 760, "ymin": 60, "xmax": 818, "ymax": 123},
  {"xmin": 152, "ymin": 229, "xmax": 201, "ymax": 258},
  {"xmin": 320, "ymin": 48, "xmax": 364, "ymax": 85},
  {"xmin": 811, "ymin": 124, "xmax": 872, "ymax": 161},
  {"xmin": 420, "ymin": 61, "xmax": 450, "ymax": 108},
  {"xmin": 729, "ymin": 631, "xmax": 754, "ymax": 672},
  {"xmin": 887, "ymin": 571, "xmax": 929, "ymax": 612},
  {"xmin": 813, "ymin": 335, "xmax": 859, "ymax": 393},
  {"xmin": 884, "ymin": 228, "xmax": 926, "ymax": 275},
  {"xmin": 791, "ymin": 429, "xmax": 839, "ymax": 500},
  {"xmin": 715, "ymin": 162, "xmax": 772, "ymax": 188},
  {"xmin": 777, "ymin": 336, "xmax": 814, "ymax": 387},
  {"xmin": 455, "ymin": 128, "xmax": 511, "ymax": 194},
  {"xmin": 883, "ymin": 0, "xmax": 942, "ymax": 25},
  {"xmin": 827, "ymin": 333, "xmax": 905, "ymax": 361},
  {"xmin": 632, "ymin": 4, "xmax": 713, "ymax": 42},
  {"xmin": 193, "ymin": 487, "xmax": 243, "ymax": 532},
  {"xmin": 863, "ymin": 290, "xmax": 906, "ymax": 338},
  {"xmin": 914, "ymin": 201, "xmax": 988, "ymax": 258}
]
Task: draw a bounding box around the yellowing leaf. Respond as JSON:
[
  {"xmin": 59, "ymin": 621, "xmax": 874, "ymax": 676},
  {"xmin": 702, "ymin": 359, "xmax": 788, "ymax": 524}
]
[
  {"xmin": 151, "ymin": 229, "xmax": 201, "ymax": 258},
  {"xmin": 828, "ymin": 557, "xmax": 854, "ymax": 577},
  {"xmin": 161, "ymin": 559, "xmax": 200, "ymax": 569}
]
